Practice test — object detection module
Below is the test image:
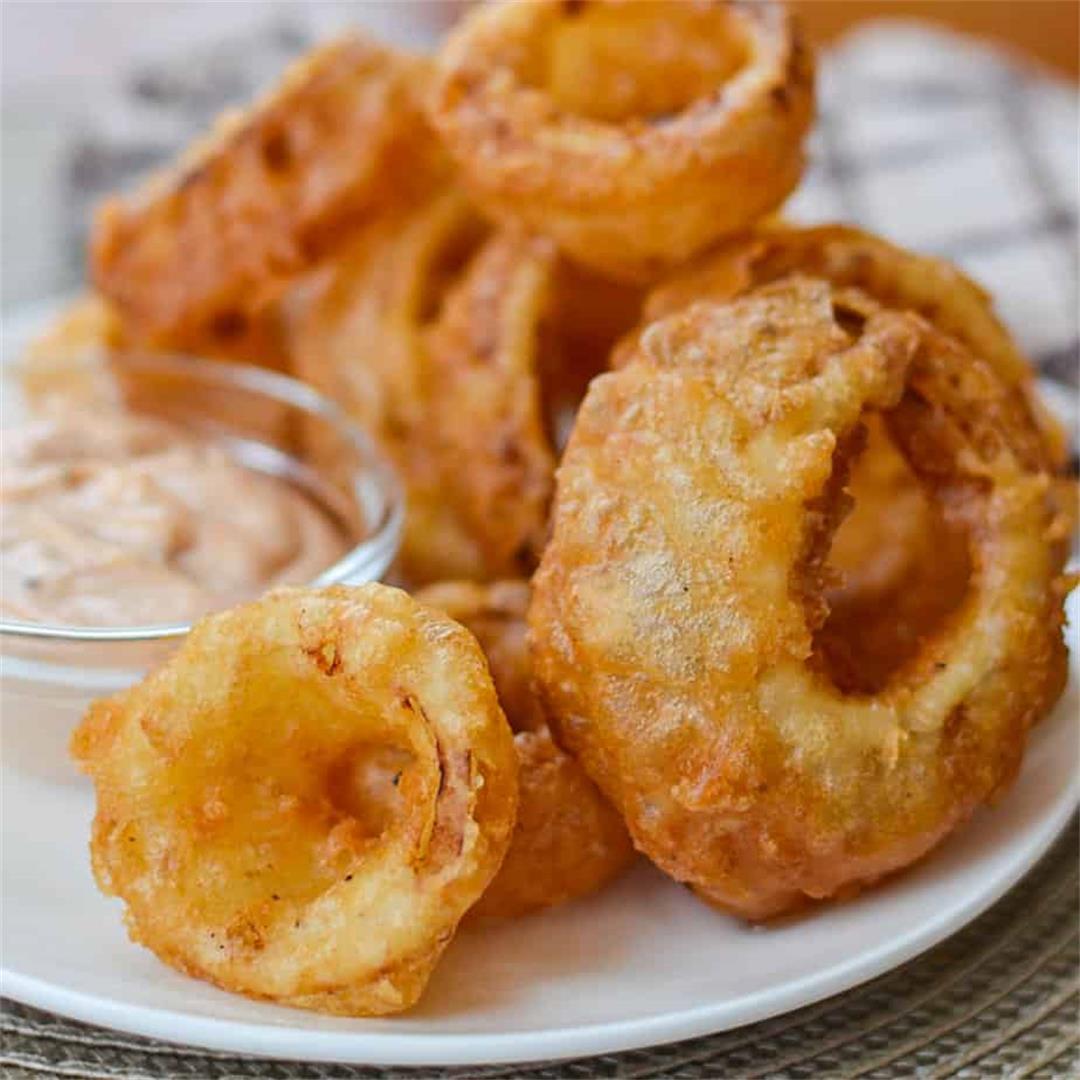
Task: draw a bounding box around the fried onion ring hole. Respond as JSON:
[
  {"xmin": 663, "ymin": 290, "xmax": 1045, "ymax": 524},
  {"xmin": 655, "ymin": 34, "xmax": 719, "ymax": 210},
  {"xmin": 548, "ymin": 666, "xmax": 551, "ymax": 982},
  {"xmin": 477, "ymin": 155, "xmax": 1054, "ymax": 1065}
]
[
  {"xmin": 819, "ymin": 418, "xmax": 973, "ymax": 694},
  {"xmin": 429, "ymin": 0, "xmax": 813, "ymax": 280},
  {"xmin": 416, "ymin": 581, "xmax": 635, "ymax": 919},
  {"xmin": 71, "ymin": 584, "xmax": 518, "ymax": 1015},
  {"xmin": 530, "ymin": 279, "xmax": 1070, "ymax": 921}
]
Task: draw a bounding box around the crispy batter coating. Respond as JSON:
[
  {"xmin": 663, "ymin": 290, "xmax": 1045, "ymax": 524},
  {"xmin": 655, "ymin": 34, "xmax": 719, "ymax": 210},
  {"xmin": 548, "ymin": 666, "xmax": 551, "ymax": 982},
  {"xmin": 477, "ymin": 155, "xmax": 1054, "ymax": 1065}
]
[
  {"xmin": 530, "ymin": 279, "xmax": 1070, "ymax": 920},
  {"xmin": 71, "ymin": 584, "xmax": 518, "ymax": 1015},
  {"xmin": 631, "ymin": 222, "xmax": 1063, "ymax": 461},
  {"xmin": 92, "ymin": 35, "xmax": 446, "ymax": 365},
  {"xmin": 425, "ymin": 233, "xmax": 560, "ymax": 575},
  {"xmin": 290, "ymin": 182, "xmax": 640, "ymax": 586},
  {"xmin": 429, "ymin": 0, "xmax": 813, "ymax": 280},
  {"xmin": 290, "ymin": 189, "xmax": 492, "ymax": 585},
  {"xmin": 416, "ymin": 581, "xmax": 634, "ymax": 918},
  {"xmin": 621, "ymin": 222, "xmax": 1068, "ymax": 682},
  {"xmin": 424, "ymin": 231, "xmax": 644, "ymax": 577}
]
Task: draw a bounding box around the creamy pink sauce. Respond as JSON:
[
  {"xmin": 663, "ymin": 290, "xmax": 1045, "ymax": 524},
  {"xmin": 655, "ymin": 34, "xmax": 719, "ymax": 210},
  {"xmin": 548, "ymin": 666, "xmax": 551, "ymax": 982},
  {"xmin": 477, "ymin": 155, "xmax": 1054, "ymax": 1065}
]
[{"xmin": 2, "ymin": 404, "xmax": 348, "ymax": 626}]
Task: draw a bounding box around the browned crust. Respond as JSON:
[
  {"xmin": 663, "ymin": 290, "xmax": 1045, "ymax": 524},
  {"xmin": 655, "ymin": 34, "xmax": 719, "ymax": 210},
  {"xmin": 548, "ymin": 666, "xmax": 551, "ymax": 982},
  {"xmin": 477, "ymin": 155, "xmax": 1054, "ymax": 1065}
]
[
  {"xmin": 416, "ymin": 580, "xmax": 634, "ymax": 918},
  {"xmin": 530, "ymin": 278, "xmax": 1070, "ymax": 920},
  {"xmin": 425, "ymin": 232, "xmax": 560, "ymax": 576},
  {"xmin": 92, "ymin": 35, "xmax": 448, "ymax": 359},
  {"xmin": 429, "ymin": 1, "xmax": 815, "ymax": 278}
]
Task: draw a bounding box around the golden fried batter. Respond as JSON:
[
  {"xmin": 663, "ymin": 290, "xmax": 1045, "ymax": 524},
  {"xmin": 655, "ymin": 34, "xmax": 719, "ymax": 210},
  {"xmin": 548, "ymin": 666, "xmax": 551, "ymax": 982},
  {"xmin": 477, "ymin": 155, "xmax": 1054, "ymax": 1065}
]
[
  {"xmin": 633, "ymin": 222, "xmax": 1063, "ymax": 462},
  {"xmin": 416, "ymin": 580, "xmax": 635, "ymax": 919},
  {"xmin": 424, "ymin": 232, "xmax": 644, "ymax": 577},
  {"xmin": 425, "ymin": 234, "xmax": 560, "ymax": 576},
  {"xmin": 290, "ymin": 189, "xmax": 492, "ymax": 585},
  {"xmin": 430, "ymin": 0, "xmax": 814, "ymax": 279},
  {"xmin": 72, "ymin": 584, "xmax": 517, "ymax": 1015},
  {"xmin": 620, "ymin": 223, "xmax": 1067, "ymax": 683},
  {"xmin": 530, "ymin": 279, "xmax": 1070, "ymax": 920},
  {"xmin": 93, "ymin": 36, "xmax": 447, "ymax": 366}
]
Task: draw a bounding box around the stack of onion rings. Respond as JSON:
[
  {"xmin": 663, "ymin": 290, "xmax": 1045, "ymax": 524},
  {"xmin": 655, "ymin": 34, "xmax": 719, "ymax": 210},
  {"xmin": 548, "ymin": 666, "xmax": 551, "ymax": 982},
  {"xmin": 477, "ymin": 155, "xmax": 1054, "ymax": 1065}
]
[{"xmin": 49, "ymin": 0, "xmax": 1075, "ymax": 1020}]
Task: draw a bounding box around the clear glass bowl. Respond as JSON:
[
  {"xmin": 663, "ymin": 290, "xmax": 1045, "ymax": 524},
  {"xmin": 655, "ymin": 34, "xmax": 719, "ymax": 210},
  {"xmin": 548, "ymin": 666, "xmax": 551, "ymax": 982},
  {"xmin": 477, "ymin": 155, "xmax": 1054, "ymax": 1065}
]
[{"xmin": 1, "ymin": 351, "xmax": 403, "ymax": 738}]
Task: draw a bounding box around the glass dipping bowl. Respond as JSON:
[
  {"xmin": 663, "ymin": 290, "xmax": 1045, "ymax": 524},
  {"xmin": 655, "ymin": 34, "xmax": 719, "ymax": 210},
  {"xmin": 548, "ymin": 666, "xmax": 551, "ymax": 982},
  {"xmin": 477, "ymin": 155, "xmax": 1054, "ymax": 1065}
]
[{"xmin": 1, "ymin": 351, "xmax": 403, "ymax": 760}]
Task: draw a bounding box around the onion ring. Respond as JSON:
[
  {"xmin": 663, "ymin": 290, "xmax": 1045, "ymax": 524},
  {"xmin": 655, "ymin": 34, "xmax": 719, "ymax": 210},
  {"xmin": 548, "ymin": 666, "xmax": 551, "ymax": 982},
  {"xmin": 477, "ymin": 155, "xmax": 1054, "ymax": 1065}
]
[
  {"xmin": 425, "ymin": 230, "xmax": 644, "ymax": 576},
  {"xmin": 617, "ymin": 222, "xmax": 1070, "ymax": 683},
  {"xmin": 290, "ymin": 189, "xmax": 493, "ymax": 585},
  {"xmin": 425, "ymin": 233, "xmax": 560, "ymax": 576},
  {"xmin": 429, "ymin": 0, "xmax": 813, "ymax": 280},
  {"xmin": 416, "ymin": 580, "xmax": 634, "ymax": 918},
  {"xmin": 92, "ymin": 35, "xmax": 446, "ymax": 366},
  {"xmin": 627, "ymin": 222, "xmax": 1064, "ymax": 462},
  {"xmin": 71, "ymin": 584, "xmax": 518, "ymax": 1014},
  {"xmin": 530, "ymin": 278, "xmax": 1070, "ymax": 920}
]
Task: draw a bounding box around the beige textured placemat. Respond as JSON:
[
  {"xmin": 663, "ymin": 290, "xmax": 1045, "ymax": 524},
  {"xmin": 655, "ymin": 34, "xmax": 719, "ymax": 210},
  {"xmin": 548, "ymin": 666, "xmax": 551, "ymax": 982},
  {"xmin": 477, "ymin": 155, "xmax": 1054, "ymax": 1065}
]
[{"xmin": 3, "ymin": 818, "xmax": 1076, "ymax": 1079}]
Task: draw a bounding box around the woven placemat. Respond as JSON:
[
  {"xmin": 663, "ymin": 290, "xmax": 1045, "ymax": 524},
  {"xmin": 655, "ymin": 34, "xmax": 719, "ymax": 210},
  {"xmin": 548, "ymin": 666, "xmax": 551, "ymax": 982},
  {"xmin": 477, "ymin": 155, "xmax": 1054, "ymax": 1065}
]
[{"xmin": 3, "ymin": 818, "xmax": 1076, "ymax": 1079}]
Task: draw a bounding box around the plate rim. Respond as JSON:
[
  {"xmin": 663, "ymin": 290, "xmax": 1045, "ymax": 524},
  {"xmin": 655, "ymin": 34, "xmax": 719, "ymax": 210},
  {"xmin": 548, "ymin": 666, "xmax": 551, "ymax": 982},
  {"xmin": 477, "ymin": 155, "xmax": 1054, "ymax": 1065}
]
[
  {"xmin": 3, "ymin": 771, "xmax": 1076, "ymax": 1067},
  {"xmin": 2, "ymin": 298, "xmax": 1078, "ymax": 1066}
]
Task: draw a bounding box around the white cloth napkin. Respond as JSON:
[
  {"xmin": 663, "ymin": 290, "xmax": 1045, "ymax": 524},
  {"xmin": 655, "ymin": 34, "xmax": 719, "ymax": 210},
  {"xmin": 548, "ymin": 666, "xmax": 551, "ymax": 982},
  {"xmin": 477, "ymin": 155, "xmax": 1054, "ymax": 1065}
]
[{"xmin": 788, "ymin": 22, "xmax": 1078, "ymax": 384}]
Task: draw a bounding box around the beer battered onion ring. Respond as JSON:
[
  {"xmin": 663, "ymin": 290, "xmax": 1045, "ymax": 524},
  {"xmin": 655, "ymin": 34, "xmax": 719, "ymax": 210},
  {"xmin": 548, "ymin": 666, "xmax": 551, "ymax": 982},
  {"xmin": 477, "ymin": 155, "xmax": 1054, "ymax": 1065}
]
[
  {"xmin": 628, "ymin": 222, "xmax": 1064, "ymax": 462},
  {"xmin": 616, "ymin": 223, "xmax": 1069, "ymax": 686},
  {"xmin": 291, "ymin": 189, "xmax": 492, "ymax": 585},
  {"xmin": 425, "ymin": 229, "xmax": 643, "ymax": 577},
  {"xmin": 426, "ymin": 233, "xmax": 559, "ymax": 576},
  {"xmin": 93, "ymin": 35, "xmax": 446, "ymax": 365},
  {"xmin": 530, "ymin": 279, "xmax": 1070, "ymax": 920},
  {"xmin": 417, "ymin": 581, "xmax": 634, "ymax": 918},
  {"xmin": 429, "ymin": 0, "xmax": 813, "ymax": 280},
  {"xmin": 71, "ymin": 584, "xmax": 517, "ymax": 1015}
]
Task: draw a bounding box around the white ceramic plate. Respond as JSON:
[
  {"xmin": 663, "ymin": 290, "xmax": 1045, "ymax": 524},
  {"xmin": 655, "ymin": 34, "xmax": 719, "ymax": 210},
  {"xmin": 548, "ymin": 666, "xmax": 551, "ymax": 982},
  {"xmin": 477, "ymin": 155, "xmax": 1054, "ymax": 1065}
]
[{"xmin": 2, "ymin": 302, "xmax": 1078, "ymax": 1066}]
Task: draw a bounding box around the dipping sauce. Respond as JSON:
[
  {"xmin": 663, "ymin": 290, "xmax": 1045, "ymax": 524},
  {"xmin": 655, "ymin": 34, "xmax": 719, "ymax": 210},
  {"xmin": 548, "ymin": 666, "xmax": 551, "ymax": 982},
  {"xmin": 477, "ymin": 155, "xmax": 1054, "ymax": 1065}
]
[{"xmin": 2, "ymin": 403, "xmax": 349, "ymax": 627}]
